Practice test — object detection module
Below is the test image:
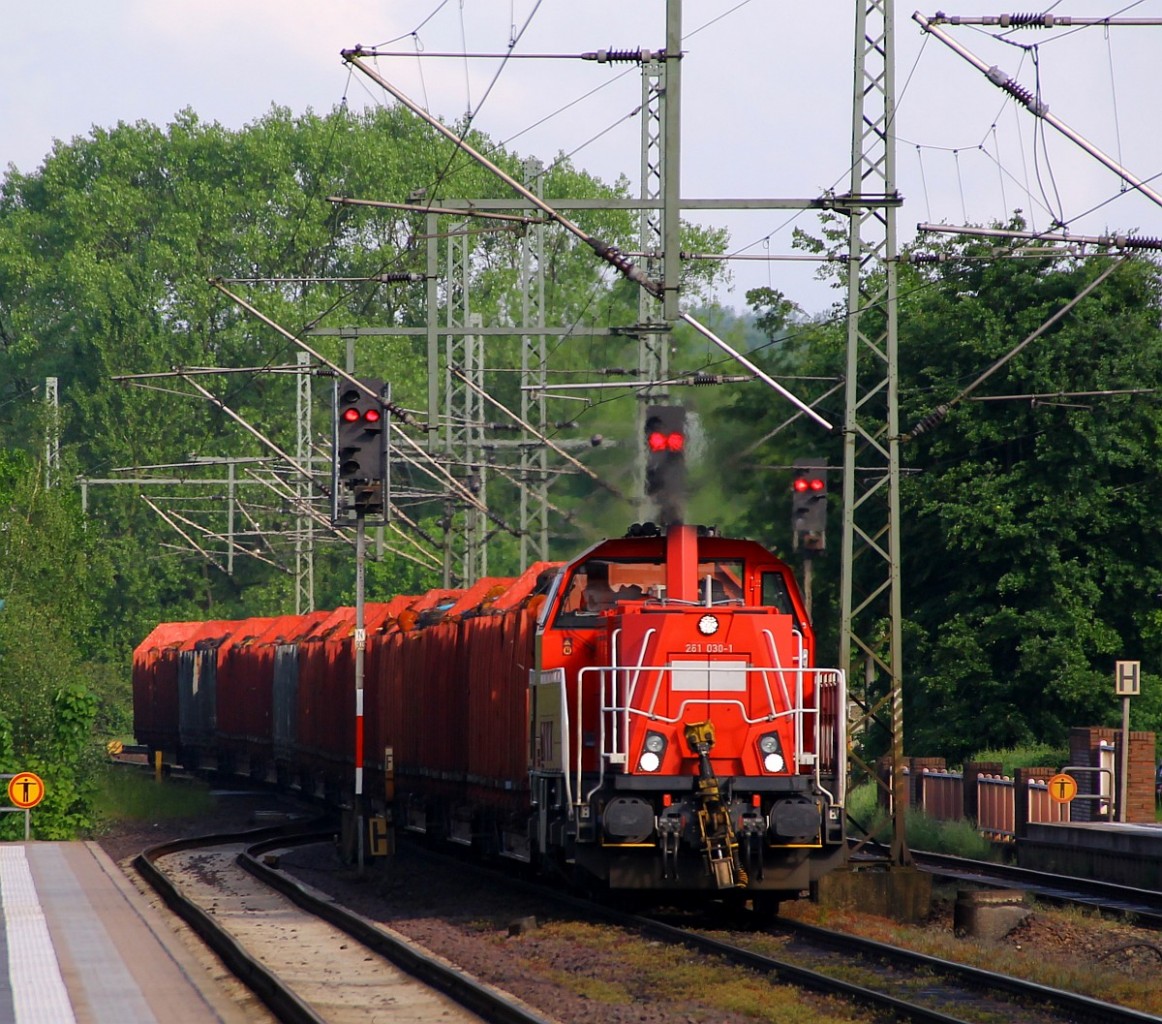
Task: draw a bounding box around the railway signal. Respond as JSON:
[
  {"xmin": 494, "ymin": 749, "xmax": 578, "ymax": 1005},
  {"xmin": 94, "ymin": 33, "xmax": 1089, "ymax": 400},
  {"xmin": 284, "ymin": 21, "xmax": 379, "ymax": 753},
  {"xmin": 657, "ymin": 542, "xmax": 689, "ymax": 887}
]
[
  {"xmin": 644, "ymin": 405, "xmax": 687, "ymax": 518},
  {"xmin": 791, "ymin": 459, "xmax": 828, "ymax": 536},
  {"xmin": 335, "ymin": 378, "xmax": 387, "ymax": 513}
]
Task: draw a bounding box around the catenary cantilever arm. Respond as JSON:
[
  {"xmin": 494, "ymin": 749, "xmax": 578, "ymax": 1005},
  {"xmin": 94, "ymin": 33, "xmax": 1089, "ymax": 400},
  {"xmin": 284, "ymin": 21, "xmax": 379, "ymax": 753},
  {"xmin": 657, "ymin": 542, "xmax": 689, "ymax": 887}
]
[{"xmin": 342, "ymin": 48, "xmax": 833, "ymax": 433}]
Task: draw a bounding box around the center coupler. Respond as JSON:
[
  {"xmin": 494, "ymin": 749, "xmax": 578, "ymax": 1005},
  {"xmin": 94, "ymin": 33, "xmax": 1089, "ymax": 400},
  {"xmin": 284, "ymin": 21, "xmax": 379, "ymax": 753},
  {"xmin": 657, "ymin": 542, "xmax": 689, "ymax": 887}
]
[{"xmin": 684, "ymin": 720, "xmax": 747, "ymax": 888}]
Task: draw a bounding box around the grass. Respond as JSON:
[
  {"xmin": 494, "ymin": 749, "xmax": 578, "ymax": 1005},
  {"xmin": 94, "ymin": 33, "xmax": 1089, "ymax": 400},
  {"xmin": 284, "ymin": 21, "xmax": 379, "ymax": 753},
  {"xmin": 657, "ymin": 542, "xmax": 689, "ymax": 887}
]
[
  {"xmin": 532, "ymin": 919, "xmax": 871, "ymax": 1022},
  {"xmin": 92, "ymin": 765, "xmax": 216, "ymax": 824},
  {"xmin": 846, "ymin": 782, "xmax": 1001, "ymax": 859}
]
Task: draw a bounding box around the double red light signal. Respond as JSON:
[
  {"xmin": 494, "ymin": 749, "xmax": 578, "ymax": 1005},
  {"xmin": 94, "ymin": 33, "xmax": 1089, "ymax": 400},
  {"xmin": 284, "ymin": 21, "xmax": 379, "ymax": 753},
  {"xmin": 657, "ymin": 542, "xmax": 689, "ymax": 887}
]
[
  {"xmin": 341, "ymin": 406, "xmax": 381, "ymax": 426},
  {"xmin": 792, "ymin": 475, "xmax": 824, "ymax": 495},
  {"xmin": 644, "ymin": 405, "xmax": 687, "ymax": 524},
  {"xmin": 791, "ymin": 459, "xmax": 828, "ymax": 536},
  {"xmin": 335, "ymin": 378, "xmax": 388, "ymax": 512},
  {"xmin": 648, "ymin": 429, "xmax": 685, "ymax": 453}
]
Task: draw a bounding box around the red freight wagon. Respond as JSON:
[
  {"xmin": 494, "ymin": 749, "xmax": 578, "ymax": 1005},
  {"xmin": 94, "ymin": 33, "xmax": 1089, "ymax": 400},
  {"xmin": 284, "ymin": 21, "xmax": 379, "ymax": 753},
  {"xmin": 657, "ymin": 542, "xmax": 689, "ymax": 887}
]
[
  {"xmin": 361, "ymin": 596, "xmax": 419, "ymax": 790},
  {"xmin": 265, "ymin": 609, "xmax": 344, "ymax": 789},
  {"xmin": 174, "ymin": 619, "xmax": 243, "ymax": 769},
  {"xmin": 132, "ymin": 621, "xmax": 201, "ymax": 758},
  {"xmin": 276, "ymin": 602, "xmax": 406, "ymax": 798},
  {"xmin": 296, "ymin": 607, "xmax": 359, "ymax": 795},
  {"xmin": 214, "ymin": 616, "xmax": 276, "ymax": 774},
  {"xmin": 375, "ymin": 585, "xmax": 468, "ymax": 802},
  {"xmin": 386, "ymin": 563, "xmax": 556, "ymax": 844},
  {"xmin": 349, "ymin": 600, "xmax": 408, "ymax": 791},
  {"xmin": 464, "ymin": 564, "xmax": 554, "ymax": 807}
]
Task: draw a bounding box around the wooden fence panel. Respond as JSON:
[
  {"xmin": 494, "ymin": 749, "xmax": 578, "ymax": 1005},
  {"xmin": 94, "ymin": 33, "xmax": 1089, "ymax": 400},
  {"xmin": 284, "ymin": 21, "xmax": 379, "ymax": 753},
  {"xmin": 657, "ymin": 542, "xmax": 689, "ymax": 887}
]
[{"xmin": 977, "ymin": 773, "xmax": 1015, "ymax": 839}]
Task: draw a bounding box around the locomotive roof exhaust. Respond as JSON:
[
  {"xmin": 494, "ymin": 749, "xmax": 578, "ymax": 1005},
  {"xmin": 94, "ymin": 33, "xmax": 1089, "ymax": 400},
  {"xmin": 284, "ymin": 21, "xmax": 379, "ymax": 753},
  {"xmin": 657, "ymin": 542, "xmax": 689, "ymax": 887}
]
[{"xmin": 666, "ymin": 524, "xmax": 699, "ymax": 603}]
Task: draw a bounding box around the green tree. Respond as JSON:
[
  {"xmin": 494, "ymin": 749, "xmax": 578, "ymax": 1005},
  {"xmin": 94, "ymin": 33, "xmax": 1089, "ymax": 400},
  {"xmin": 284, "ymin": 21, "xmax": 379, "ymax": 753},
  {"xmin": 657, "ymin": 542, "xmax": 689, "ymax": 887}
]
[
  {"xmin": 721, "ymin": 228, "xmax": 1162, "ymax": 759},
  {"xmin": 899, "ymin": 241, "xmax": 1162, "ymax": 757},
  {"xmin": 0, "ymin": 107, "xmax": 641, "ymax": 633},
  {"xmin": 0, "ymin": 451, "xmax": 102, "ymax": 836},
  {"xmin": 0, "ymin": 103, "xmax": 730, "ymax": 728}
]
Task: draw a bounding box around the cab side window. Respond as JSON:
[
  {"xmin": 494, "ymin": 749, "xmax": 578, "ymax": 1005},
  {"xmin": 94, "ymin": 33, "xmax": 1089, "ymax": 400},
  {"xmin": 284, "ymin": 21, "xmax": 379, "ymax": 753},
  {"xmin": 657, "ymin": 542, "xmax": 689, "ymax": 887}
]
[{"xmin": 761, "ymin": 572, "xmax": 795, "ymax": 616}]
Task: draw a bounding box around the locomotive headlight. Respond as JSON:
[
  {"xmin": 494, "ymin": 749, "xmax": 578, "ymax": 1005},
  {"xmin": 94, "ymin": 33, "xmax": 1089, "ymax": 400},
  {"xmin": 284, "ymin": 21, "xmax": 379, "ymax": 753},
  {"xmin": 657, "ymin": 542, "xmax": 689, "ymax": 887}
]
[
  {"xmin": 639, "ymin": 731, "xmax": 667, "ymax": 772},
  {"xmin": 764, "ymin": 752, "xmax": 785, "ymax": 773},
  {"xmin": 758, "ymin": 732, "xmax": 785, "ymax": 773}
]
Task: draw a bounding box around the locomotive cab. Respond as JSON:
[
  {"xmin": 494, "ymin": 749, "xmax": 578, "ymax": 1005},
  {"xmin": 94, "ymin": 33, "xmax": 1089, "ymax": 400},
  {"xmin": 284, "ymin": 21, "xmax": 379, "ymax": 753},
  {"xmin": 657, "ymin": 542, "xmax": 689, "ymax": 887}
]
[{"xmin": 529, "ymin": 523, "xmax": 846, "ymax": 898}]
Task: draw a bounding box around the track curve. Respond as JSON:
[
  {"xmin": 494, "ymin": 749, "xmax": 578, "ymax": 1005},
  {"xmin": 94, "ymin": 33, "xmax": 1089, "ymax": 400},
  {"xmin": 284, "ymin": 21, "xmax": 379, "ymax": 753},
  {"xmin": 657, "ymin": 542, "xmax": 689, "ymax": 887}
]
[{"xmin": 135, "ymin": 824, "xmax": 553, "ymax": 1024}]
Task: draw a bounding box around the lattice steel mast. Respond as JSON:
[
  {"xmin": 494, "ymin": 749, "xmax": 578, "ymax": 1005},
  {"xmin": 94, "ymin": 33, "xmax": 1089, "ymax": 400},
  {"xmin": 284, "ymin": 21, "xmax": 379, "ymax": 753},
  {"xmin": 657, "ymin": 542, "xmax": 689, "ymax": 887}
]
[{"xmin": 841, "ymin": 0, "xmax": 908, "ymax": 866}]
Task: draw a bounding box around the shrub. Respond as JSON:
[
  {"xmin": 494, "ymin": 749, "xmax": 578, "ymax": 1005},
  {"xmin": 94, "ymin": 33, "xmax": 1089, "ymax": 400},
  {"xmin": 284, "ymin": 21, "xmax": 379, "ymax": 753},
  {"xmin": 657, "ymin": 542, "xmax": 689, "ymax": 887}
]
[
  {"xmin": 967, "ymin": 744, "xmax": 1068, "ymax": 776},
  {"xmin": 845, "ymin": 781, "xmax": 1001, "ymax": 859}
]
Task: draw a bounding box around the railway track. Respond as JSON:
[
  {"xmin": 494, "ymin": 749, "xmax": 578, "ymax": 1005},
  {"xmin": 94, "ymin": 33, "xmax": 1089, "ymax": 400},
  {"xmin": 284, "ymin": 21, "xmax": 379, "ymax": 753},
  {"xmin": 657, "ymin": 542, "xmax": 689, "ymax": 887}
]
[
  {"xmin": 910, "ymin": 849, "xmax": 1162, "ymax": 926},
  {"xmin": 628, "ymin": 902, "xmax": 1161, "ymax": 1023},
  {"xmin": 753, "ymin": 914, "xmax": 1161, "ymax": 1024},
  {"xmin": 293, "ymin": 837, "xmax": 1162, "ymax": 1024},
  {"xmin": 128, "ymin": 800, "xmax": 1162, "ymax": 1023},
  {"xmin": 134, "ymin": 824, "xmax": 553, "ymax": 1024}
]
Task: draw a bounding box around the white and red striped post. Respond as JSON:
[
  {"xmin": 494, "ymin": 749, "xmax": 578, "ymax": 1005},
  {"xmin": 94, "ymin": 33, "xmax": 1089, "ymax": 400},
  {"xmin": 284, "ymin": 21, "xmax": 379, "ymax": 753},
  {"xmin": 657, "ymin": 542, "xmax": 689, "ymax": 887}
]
[{"xmin": 354, "ymin": 512, "xmax": 366, "ymax": 874}]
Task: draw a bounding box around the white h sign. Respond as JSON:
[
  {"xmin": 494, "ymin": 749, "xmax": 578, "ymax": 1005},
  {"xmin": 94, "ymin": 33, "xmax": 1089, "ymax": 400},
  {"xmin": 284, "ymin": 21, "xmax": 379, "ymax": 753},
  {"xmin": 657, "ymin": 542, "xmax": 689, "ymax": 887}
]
[{"xmin": 1115, "ymin": 660, "xmax": 1141, "ymax": 696}]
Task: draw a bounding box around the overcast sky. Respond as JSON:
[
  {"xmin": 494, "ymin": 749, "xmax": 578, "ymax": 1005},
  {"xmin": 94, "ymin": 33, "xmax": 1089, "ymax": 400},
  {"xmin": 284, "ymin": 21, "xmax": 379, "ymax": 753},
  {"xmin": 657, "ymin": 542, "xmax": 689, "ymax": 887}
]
[{"xmin": 4, "ymin": 1, "xmax": 1161, "ymax": 315}]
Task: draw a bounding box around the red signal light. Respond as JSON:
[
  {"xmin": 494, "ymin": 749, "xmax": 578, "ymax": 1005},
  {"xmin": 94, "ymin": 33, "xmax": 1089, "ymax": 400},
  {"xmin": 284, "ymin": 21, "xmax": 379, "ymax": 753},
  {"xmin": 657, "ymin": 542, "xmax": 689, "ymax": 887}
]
[
  {"xmin": 363, "ymin": 408, "xmax": 382, "ymax": 424},
  {"xmin": 793, "ymin": 476, "xmax": 825, "ymax": 492},
  {"xmin": 793, "ymin": 477, "xmax": 809, "ymax": 492},
  {"xmin": 809, "ymin": 477, "xmax": 824, "ymax": 491},
  {"xmin": 341, "ymin": 408, "xmax": 361, "ymax": 423},
  {"xmin": 649, "ymin": 431, "xmax": 684, "ymax": 452}
]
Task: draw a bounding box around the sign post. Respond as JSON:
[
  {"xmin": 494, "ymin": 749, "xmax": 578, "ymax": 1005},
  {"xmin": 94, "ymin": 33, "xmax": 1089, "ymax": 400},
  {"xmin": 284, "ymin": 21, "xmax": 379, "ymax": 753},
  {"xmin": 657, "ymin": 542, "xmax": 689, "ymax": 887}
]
[
  {"xmin": 1115, "ymin": 660, "xmax": 1140, "ymax": 822},
  {"xmin": 5, "ymin": 771, "xmax": 45, "ymax": 840}
]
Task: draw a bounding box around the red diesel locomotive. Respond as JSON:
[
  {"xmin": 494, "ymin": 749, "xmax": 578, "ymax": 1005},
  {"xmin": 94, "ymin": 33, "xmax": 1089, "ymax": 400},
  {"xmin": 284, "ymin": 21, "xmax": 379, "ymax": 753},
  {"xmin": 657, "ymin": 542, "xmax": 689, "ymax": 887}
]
[{"xmin": 133, "ymin": 522, "xmax": 847, "ymax": 901}]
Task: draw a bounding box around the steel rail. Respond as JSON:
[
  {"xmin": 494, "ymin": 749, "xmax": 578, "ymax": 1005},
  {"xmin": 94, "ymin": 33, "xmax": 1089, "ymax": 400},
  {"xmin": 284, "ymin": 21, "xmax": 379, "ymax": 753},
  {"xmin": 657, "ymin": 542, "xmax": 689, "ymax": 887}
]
[
  {"xmin": 770, "ymin": 915, "xmax": 1161, "ymax": 1024},
  {"xmin": 135, "ymin": 823, "xmax": 334, "ymax": 1024},
  {"xmin": 137, "ymin": 825, "xmax": 554, "ymax": 1024}
]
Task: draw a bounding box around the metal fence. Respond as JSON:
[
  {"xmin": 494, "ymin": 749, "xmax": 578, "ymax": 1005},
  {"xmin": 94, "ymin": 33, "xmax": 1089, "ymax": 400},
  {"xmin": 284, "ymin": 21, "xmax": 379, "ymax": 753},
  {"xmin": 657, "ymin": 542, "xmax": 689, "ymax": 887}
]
[{"xmin": 912, "ymin": 766, "xmax": 1071, "ymax": 841}]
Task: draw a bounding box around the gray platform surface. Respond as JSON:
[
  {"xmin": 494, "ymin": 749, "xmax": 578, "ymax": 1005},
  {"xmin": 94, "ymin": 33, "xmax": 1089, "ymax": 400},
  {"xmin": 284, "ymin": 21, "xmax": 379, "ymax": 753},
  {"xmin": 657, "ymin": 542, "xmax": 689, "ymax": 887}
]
[{"xmin": 0, "ymin": 842, "xmax": 259, "ymax": 1024}]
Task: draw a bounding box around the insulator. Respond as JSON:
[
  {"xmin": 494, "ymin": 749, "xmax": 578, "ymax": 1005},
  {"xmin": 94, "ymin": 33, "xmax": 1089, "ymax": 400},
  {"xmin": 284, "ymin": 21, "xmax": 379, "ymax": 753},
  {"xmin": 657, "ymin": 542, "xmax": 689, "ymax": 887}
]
[
  {"xmin": 691, "ymin": 373, "xmax": 718, "ymax": 386},
  {"xmin": 1123, "ymin": 236, "xmax": 1162, "ymax": 250},
  {"xmin": 1000, "ymin": 13, "xmax": 1070, "ymax": 28},
  {"xmin": 586, "ymin": 237, "xmax": 664, "ymax": 297},
  {"xmin": 904, "ymin": 403, "xmax": 951, "ymax": 442},
  {"xmin": 373, "ymin": 272, "xmax": 423, "ymax": 283},
  {"xmin": 581, "ymin": 47, "xmax": 651, "ymax": 63},
  {"xmin": 987, "ymin": 67, "xmax": 1048, "ymax": 116}
]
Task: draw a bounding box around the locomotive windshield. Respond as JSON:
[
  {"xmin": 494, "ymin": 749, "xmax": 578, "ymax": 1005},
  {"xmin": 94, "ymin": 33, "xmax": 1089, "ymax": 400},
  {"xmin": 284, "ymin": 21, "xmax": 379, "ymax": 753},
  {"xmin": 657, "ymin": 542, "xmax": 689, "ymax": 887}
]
[{"xmin": 551, "ymin": 557, "xmax": 747, "ymax": 628}]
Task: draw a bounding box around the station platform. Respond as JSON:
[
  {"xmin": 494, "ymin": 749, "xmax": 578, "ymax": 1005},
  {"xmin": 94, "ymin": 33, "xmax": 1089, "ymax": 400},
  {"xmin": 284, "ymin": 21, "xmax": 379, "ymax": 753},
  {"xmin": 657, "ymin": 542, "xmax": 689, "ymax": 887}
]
[
  {"xmin": 1020, "ymin": 820, "xmax": 1162, "ymax": 889},
  {"xmin": 0, "ymin": 841, "xmax": 257, "ymax": 1024}
]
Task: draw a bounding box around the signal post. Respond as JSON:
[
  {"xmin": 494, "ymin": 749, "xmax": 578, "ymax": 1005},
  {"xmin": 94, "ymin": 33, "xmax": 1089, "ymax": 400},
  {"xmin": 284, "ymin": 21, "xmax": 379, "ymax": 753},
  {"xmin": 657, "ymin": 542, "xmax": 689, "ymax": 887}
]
[{"xmin": 333, "ymin": 378, "xmax": 391, "ymax": 873}]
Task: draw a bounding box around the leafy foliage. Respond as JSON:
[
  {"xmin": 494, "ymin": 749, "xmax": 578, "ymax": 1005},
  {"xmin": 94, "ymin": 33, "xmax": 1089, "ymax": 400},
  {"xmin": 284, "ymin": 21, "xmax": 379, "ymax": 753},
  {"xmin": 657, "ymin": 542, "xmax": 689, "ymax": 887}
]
[
  {"xmin": 720, "ymin": 227, "xmax": 1162, "ymax": 759},
  {"xmin": 0, "ymin": 453, "xmax": 102, "ymax": 836},
  {"xmin": 0, "ymin": 103, "xmax": 731, "ymax": 836},
  {"xmin": 900, "ymin": 243, "xmax": 1162, "ymax": 757},
  {"xmin": 967, "ymin": 744, "xmax": 1070, "ymax": 776}
]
